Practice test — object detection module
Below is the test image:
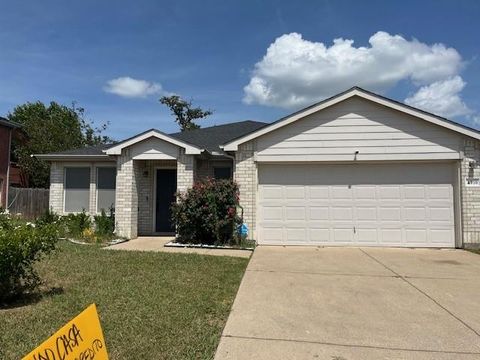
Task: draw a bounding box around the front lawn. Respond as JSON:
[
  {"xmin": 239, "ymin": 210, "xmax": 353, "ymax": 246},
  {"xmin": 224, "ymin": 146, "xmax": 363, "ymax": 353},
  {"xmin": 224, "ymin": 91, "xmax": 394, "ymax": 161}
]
[{"xmin": 0, "ymin": 241, "xmax": 248, "ymax": 359}]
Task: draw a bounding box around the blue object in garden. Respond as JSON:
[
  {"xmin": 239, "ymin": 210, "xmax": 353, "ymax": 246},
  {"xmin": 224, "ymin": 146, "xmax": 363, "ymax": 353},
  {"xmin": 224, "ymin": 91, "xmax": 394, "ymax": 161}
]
[{"xmin": 238, "ymin": 223, "xmax": 249, "ymax": 236}]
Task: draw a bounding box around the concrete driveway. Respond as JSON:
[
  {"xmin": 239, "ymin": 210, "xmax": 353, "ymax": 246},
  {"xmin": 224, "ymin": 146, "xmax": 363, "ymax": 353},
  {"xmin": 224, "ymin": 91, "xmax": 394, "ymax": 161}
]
[{"xmin": 215, "ymin": 247, "xmax": 480, "ymax": 360}]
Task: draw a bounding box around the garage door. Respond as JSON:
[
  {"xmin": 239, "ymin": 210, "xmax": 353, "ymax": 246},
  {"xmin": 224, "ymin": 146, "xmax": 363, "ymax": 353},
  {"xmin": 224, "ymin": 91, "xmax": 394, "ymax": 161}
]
[{"xmin": 257, "ymin": 163, "xmax": 456, "ymax": 247}]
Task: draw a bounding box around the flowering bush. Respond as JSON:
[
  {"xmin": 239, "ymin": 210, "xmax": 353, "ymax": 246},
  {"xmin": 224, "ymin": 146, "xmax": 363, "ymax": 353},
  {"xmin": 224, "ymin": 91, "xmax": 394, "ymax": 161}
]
[
  {"xmin": 172, "ymin": 178, "xmax": 242, "ymax": 245},
  {"xmin": 0, "ymin": 210, "xmax": 59, "ymax": 303}
]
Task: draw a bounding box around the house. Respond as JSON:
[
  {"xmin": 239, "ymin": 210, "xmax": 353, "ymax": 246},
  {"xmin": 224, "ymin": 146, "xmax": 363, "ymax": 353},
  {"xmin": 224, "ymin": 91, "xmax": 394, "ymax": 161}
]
[
  {"xmin": 0, "ymin": 117, "xmax": 21, "ymax": 209},
  {"xmin": 36, "ymin": 87, "xmax": 480, "ymax": 248}
]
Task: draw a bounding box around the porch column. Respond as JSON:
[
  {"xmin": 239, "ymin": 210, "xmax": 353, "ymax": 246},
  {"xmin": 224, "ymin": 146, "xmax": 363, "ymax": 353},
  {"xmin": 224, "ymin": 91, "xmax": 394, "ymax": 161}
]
[
  {"xmin": 114, "ymin": 149, "xmax": 139, "ymax": 239},
  {"xmin": 177, "ymin": 149, "xmax": 194, "ymax": 193}
]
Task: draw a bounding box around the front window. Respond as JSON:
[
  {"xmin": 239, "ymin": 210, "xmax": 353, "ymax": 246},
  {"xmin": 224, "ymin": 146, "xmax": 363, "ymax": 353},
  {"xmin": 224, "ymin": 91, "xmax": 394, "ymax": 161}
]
[
  {"xmin": 214, "ymin": 167, "xmax": 232, "ymax": 180},
  {"xmin": 96, "ymin": 167, "xmax": 116, "ymax": 212},
  {"xmin": 64, "ymin": 167, "xmax": 90, "ymax": 212}
]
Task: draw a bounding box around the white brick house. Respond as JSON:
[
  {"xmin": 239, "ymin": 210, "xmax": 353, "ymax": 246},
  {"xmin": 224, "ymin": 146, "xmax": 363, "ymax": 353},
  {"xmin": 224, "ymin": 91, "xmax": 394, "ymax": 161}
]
[{"xmin": 37, "ymin": 87, "xmax": 480, "ymax": 248}]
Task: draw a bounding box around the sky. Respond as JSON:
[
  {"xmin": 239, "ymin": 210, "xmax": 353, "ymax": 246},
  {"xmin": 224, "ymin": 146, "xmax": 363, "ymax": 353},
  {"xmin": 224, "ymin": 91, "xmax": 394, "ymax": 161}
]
[{"xmin": 1, "ymin": 0, "xmax": 479, "ymax": 140}]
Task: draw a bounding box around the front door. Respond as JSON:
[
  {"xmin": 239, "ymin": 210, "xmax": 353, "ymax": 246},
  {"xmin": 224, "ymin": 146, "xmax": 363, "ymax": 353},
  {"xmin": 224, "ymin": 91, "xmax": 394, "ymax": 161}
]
[{"xmin": 155, "ymin": 169, "xmax": 177, "ymax": 233}]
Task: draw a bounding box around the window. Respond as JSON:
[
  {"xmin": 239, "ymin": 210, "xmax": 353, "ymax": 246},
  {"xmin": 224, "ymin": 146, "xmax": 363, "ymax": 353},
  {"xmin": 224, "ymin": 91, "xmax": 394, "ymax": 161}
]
[
  {"xmin": 214, "ymin": 167, "xmax": 232, "ymax": 180},
  {"xmin": 96, "ymin": 167, "xmax": 116, "ymax": 212},
  {"xmin": 64, "ymin": 167, "xmax": 90, "ymax": 212}
]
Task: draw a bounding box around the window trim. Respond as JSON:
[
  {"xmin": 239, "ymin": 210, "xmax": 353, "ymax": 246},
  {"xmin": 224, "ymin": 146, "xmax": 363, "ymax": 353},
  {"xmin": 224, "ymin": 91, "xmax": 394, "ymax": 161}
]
[
  {"xmin": 63, "ymin": 165, "xmax": 91, "ymax": 214},
  {"xmin": 95, "ymin": 165, "xmax": 117, "ymax": 214}
]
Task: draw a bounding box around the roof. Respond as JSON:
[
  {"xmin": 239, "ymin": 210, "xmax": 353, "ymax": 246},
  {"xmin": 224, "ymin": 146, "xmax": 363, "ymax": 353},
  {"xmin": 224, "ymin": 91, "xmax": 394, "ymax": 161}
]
[
  {"xmin": 35, "ymin": 143, "xmax": 116, "ymax": 161},
  {"xmin": 170, "ymin": 120, "xmax": 267, "ymax": 154},
  {"xmin": 222, "ymin": 86, "xmax": 480, "ymax": 151},
  {"xmin": 35, "ymin": 120, "xmax": 267, "ymax": 159},
  {"xmin": 103, "ymin": 129, "xmax": 203, "ymax": 155},
  {"xmin": 0, "ymin": 117, "xmax": 21, "ymax": 129}
]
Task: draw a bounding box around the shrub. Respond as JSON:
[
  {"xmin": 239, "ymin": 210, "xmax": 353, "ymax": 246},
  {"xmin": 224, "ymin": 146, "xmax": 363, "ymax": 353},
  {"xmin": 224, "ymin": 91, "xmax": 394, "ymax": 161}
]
[
  {"xmin": 172, "ymin": 178, "xmax": 242, "ymax": 245},
  {"xmin": 0, "ymin": 214, "xmax": 59, "ymax": 303},
  {"xmin": 94, "ymin": 208, "xmax": 115, "ymax": 237},
  {"xmin": 64, "ymin": 210, "xmax": 91, "ymax": 238},
  {"xmin": 36, "ymin": 208, "xmax": 61, "ymax": 227}
]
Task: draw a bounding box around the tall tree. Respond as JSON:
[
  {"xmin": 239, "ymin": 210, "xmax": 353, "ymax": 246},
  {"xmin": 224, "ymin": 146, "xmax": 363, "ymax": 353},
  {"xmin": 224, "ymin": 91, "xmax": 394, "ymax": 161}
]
[
  {"xmin": 160, "ymin": 95, "xmax": 212, "ymax": 131},
  {"xmin": 8, "ymin": 101, "xmax": 112, "ymax": 188}
]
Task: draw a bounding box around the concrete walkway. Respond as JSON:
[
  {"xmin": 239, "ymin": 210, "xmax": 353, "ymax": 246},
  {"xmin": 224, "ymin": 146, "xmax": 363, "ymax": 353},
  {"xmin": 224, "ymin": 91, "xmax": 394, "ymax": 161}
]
[
  {"xmin": 106, "ymin": 236, "xmax": 252, "ymax": 258},
  {"xmin": 215, "ymin": 246, "xmax": 480, "ymax": 359}
]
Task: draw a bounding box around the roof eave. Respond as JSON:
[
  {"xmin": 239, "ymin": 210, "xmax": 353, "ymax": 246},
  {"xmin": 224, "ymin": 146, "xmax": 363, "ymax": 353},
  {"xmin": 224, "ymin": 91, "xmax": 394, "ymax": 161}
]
[
  {"xmin": 103, "ymin": 129, "xmax": 203, "ymax": 155},
  {"xmin": 33, "ymin": 154, "xmax": 115, "ymax": 161}
]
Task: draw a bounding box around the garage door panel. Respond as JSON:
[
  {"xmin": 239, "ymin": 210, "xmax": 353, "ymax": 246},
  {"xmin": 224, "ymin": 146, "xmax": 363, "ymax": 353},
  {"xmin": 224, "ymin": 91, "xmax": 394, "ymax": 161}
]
[
  {"xmin": 309, "ymin": 228, "xmax": 330, "ymax": 242},
  {"xmin": 428, "ymin": 186, "xmax": 452, "ymax": 199},
  {"xmin": 405, "ymin": 229, "xmax": 428, "ymax": 243},
  {"xmin": 332, "ymin": 207, "xmax": 353, "ymax": 220},
  {"xmin": 379, "ymin": 186, "xmax": 401, "ymax": 199},
  {"xmin": 355, "ymin": 186, "xmax": 377, "ymax": 199},
  {"xmin": 257, "ymin": 163, "xmax": 455, "ymax": 247},
  {"xmin": 262, "ymin": 186, "xmax": 282, "ymax": 199},
  {"xmin": 333, "ymin": 228, "xmax": 354, "ymax": 242},
  {"xmin": 285, "ymin": 186, "xmax": 305, "ymax": 199},
  {"xmin": 331, "ymin": 187, "xmax": 352, "ymax": 199},
  {"xmin": 262, "ymin": 206, "xmax": 283, "ymax": 221},
  {"xmin": 309, "ymin": 187, "xmax": 330, "ymax": 199},
  {"xmin": 380, "ymin": 229, "xmax": 403, "ymax": 243},
  {"xmin": 430, "ymin": 229, "xmax": 454, "ymax": 243},
  {"xmin": 403, "ymin": 207, "xmax": 426, "ymax": 221},
  {"xmin": 429, "ymin": 207, "xmax": 453, "ymax": 221},
  {"xmin": 356, "ymin": 228, "xmax": 378, "ymax": 243},
  {"xmin": 285, "ymin": 228, "xmax": 307, "ymax": 242},
  {"xmin": 309, "ymin": 207, "xmax": 329, "ymax": 220},
  {"xmin": 285, "ymin": 206, "xmax": 306, "ymax": 221},
  {"xmin": 404, "ymin": 186, "xmax": 426, "ymax": 199},
  {"xmin": 379, "ymin": 207, "xmax": 402, "ymax": 221},
  {"xmin": 356, "ymin": 207, "xmax": 377, "ymax": 220}
]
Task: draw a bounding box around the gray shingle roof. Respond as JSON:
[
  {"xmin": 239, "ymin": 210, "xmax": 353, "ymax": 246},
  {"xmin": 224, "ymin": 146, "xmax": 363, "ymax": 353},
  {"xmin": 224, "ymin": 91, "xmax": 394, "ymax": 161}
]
[
  {"xmin": 40, "ymin": 120, "xmax": 267, "ymax": 157},
  {"xmin": 170, "ymin": 120, "xmax": 267, "ymax": 153},
  {"xmin": 43, "ymin": 143, "xmax": 116, "ymax": 156}
]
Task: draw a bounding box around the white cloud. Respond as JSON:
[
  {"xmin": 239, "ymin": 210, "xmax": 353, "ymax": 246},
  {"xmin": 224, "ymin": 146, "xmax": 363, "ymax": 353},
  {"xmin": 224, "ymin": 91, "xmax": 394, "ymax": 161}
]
[
  {"xmin": 405, "ymin": 76, "xmax": 472, "ymax": 117},
  {"xmin": 104, "ymin": 77, "xmax": 164, "ymax": 98},
  {"xmin": 243, "ymin": 31, "xmax": 464, "ymax": 110}
]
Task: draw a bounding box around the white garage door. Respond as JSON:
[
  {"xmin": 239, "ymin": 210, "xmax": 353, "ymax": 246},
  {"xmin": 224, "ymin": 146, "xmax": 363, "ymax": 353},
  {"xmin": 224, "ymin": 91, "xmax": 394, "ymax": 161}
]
[{"xmin": 257, "ymin": 163, "xmax": 456, "ymax": 247}]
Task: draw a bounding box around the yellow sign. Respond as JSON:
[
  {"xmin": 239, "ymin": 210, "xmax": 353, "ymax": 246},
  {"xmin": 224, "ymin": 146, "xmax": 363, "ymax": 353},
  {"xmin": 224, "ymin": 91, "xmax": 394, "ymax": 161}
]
[{"xmin": 23, "ymin": 304, "xmax": 109, "ymax": 360}]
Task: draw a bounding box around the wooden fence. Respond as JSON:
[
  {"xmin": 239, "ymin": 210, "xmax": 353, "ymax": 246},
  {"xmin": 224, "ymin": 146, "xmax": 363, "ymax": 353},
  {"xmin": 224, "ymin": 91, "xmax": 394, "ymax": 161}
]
[{"xmin": 7, "ymin": 187, "xmax": 50, "ymax": 219}]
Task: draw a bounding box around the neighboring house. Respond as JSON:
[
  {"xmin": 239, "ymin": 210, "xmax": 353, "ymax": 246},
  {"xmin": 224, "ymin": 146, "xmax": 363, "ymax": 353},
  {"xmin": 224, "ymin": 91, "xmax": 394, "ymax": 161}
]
[
  {"xmin": 36, "ymin": 87, "xmax": 480, "ymax": 248},
  {"xmin": 0, "ymin": 117, "xmax": 21, "ymax": 209}
]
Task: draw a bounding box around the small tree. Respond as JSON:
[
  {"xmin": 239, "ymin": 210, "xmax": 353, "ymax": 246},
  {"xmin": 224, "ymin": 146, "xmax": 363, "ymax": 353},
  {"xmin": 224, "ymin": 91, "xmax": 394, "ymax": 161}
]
[
  {"xmin": 171, "ymin": 179, "xmax": 241, "ymax": 245},
  {"xmin": 160, "ymin": 95, "xmax": 212, "ymax": 131}
]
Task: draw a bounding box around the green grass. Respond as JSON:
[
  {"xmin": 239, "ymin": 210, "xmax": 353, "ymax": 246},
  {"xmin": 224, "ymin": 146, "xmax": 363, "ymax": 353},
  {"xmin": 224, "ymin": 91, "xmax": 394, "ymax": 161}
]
[
  {"xmin": 0, "ymin": 241, "xmax": 248, "ymax": 359},
  {"xmin": 467, "ymin": 249, "xmax": 480, "ymax": 255}
]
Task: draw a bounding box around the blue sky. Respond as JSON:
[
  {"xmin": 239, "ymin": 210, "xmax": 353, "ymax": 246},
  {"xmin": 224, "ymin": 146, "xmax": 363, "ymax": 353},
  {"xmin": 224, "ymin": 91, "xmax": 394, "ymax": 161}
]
[{"xmin": 1, "ymin": 0, "xmax": 479, "ymax": 140}]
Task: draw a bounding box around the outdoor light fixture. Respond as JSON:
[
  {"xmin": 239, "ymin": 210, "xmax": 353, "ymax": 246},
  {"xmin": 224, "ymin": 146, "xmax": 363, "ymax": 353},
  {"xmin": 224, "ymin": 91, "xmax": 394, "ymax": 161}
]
[
  {"xmin": 469, "ymin": 161, "xmax": 477, "ymax": 169},
  {"xmin": 354, "ymin": 150, "xmax": 359, "ymax": 160}
]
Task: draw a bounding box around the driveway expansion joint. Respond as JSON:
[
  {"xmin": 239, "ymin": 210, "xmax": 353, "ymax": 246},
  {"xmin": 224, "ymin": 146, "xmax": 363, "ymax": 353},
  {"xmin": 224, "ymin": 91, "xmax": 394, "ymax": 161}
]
[
  {"xmin": 221, "ymin": 334, "xmax": 480, "ymax": 355},
  {"xmin": 359, "ymin": 248, "xmax": 480, "ymax": 338}
]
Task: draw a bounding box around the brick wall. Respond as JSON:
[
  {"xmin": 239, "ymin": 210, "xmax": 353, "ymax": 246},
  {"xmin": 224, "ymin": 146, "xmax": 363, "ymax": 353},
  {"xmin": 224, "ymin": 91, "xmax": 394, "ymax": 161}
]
[
  {"xmin": 114, "ymin": 149, "xmax": 138, "ymax": 238},
  {"xmin": 177, "ymin": 149, "xmax": 194, "ymax": 194},
  {"xmin": 461, "ymin": 138, "xmax": 480, "ymax": 247},
  {"xmin": 233, "ymin": 141, "xmax": 257, "ymax": 239},
  {"xmin": 49, "ymin": 162, "xmax": 64, "ymax": 213}
]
